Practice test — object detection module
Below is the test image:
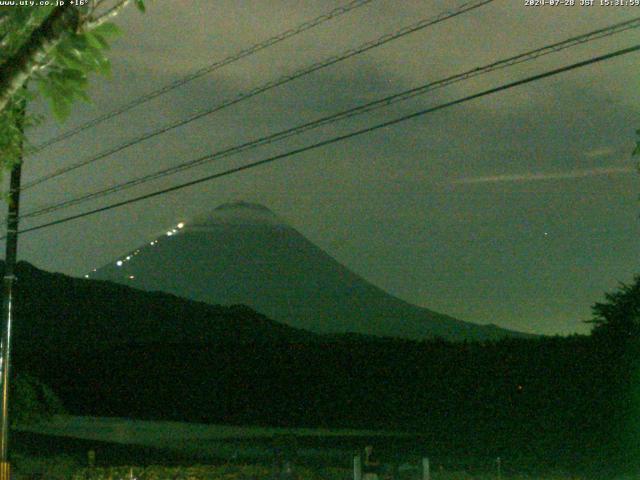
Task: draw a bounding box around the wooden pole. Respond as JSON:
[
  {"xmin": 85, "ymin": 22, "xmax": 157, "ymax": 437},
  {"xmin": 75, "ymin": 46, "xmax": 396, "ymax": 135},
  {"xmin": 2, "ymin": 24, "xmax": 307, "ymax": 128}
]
[
  {"xmin": 0, "ymin": 90, "xmax": 25, "ymax": 480},
  {"xmin": 422, "ymin": 457, "xmax": 430, "ymax": 480},
  {"xmin": 354, "ymin": 454, "xmax": 362, "ymax": 480}
]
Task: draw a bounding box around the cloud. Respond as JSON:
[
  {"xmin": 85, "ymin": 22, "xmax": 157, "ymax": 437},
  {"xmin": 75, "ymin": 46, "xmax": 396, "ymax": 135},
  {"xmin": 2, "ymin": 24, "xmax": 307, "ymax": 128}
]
[{"xmin": 452, "ymin": 165, "xmax": 635, "ymax": 185}]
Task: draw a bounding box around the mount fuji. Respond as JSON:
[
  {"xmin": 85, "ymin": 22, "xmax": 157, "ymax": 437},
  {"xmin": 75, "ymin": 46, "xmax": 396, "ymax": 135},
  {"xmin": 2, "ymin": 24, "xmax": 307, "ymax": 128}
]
[{"xmin": 90, "ymin": 202, "xmax": 527, "ymax": 341}]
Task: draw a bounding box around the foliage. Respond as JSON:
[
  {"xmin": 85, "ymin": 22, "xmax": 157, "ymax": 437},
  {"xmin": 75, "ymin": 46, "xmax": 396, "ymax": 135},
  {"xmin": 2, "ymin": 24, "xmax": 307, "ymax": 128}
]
[
  {"xmin": 11, "ymin": 373, "xmax": 65, "ymax": 427},
  {"xmin": 633, "ymin": 130, "xmax": 640, "ymax": 189},
  {"xmin": 633, "ymin": 129, "xmax": 640, "ymax": 157},
  {"xmin": 589, "ymin": 275, "xmax": 640, "ymax": 340},
  {"xmin": 587, "ymin": 275, "xmax": 640, "ymax": 473},
  {"xmin": 0, "ymin": 89, "xmax": 30, "ymax": 175},
  {"xmin": 0, "ymin": 1, "xmax": 146, "ymax": 171},
  {"xmin": 33, "ymin": 21, "xmax": 122, "ymax": 121},
  {"xmin": 0, "ymin": 7, "xmax": 55, "ymax": 63},
  {"xmin": 11, "ymin": 453, "xmax": 79, "ymax": 480},
  {"xmin": 43, "ymin": 462, "xmax": 591, "ymax": 480},
  {"xmin": 72, "ymin": 464, "xmax": 277, "ymax": 480}
]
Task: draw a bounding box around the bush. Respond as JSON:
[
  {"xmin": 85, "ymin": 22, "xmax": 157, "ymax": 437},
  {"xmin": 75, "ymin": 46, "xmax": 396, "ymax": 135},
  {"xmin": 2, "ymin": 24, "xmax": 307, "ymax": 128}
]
[
  {"xmin": 11, "ymin": 373, "xmax": 65, "ymax": 427},
  {"xmin": 11, "ymin": 453, "xmax": 80, "ymax": 480},
  {"xmin": 70, "ymin": 464, "xmax": 350, "ymax": 480}
]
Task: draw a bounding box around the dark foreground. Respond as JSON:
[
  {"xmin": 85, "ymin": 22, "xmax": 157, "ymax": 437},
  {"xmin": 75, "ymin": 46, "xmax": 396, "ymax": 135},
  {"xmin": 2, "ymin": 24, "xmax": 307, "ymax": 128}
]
[{"xmin": 9, "ymin": 431, "xmax": 629, "ymax": 480}]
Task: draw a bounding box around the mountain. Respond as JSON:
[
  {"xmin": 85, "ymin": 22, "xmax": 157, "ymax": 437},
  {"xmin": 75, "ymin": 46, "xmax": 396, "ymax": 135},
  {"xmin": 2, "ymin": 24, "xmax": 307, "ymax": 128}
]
[
  {"xmin": 90, "ymin": 201, "xmax": 527, "ymax": 341},
  {"xmin": 3, "ymin": 261, "xmax": 317, "ymax": 353}
]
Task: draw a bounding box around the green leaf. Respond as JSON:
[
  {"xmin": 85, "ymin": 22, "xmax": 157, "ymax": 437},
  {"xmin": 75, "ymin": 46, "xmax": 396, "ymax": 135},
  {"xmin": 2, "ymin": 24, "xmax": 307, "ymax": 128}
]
[
  {"xmin": 76, "ymin": 88, "xmax": 92, "ymax": 104},
  {"xmin": 55, "ymin": 44, "xmax": 87, "ymax": 70},
  {"xmin": 61, "ymin": 68, "xmax": 88, "ymax": 84},
  {"xmin": 135, "ymin": 0, "xmax": 146, "ymax": 12},
  {"xmin": 36, "ymin": 77, "xmax": 56, "ymax": 101},
  {"xmin": 85, "ymin": 43, "xmax": 109, "ymax": 67},
  {"xmin": 95, "ymin": 55, "xmax": 112, "ymax": 76},
  {"xmin": 632, "ymin": 142, "xmax": 640, "ymax": 157},
  {"xmin": 85, "ymin": 31, "xmax": 110, "ymax": 51},
  {"xmin": 91, "ymin": 22, "xmax": 121, "ymax": 39},
  {"xmin": 50, "ymin": 95, "xmax": 71, "ymax": 121},
  {"xmin": 67, "ymin": 32, "xmax": 89, "ymax": 50},
  {"xmin": 37, "ymin": 77, "xmax": 71, "ymax": 121}
]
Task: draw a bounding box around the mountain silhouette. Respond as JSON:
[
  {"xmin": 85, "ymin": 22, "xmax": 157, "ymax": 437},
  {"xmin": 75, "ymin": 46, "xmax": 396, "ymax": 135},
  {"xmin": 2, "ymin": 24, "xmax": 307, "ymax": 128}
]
[{"xmin": 90, "ymin": 201, "xmax": 527, "ymax": 341}]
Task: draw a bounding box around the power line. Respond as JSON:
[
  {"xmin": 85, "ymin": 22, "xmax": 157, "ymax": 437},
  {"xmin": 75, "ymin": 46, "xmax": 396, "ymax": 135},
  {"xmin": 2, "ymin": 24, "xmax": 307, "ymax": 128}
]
[
  {"xmin": 23, "ymin": 0, "xmax": 497, "ymax": 191},
  {"xmin": 22, "ymin": 17, "xmax": 640, "ymax": 218},
  {"xmin": 20, "ymin": 17, "xmax": 640, "ymax": 220},
  {"xmin": 11, "ymin": 43, "xmax": 640, "ymax": 238},
  {"xmin": 29, "ymin": 0, "xmax": 376, "ymax": 153}
]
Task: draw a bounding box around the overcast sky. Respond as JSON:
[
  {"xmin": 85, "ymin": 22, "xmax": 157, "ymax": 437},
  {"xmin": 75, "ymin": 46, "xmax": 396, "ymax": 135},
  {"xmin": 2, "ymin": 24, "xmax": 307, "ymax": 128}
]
[{"xmin": 8, "ymin": 0, "xmax": 640, "ymax": 335}]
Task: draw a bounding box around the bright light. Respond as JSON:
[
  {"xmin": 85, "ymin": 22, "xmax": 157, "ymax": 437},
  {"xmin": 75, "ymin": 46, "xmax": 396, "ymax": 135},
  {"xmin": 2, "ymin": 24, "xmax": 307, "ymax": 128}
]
[
  {"xmin": 167, "ymin": 231, "xmax": 173, "ymax": 236},
  {"xmin": 116, "ymin": 260, "xmax": 123, "ymax": 267},
  {"xmin": 172, "ymin": 229, "xmax": 178, "ymax": 233},
  {"xmin": 84, "ymin": 274, "xmax": 89, "ymax": 278},
  {"xmin": 128, "ymin": 275, "xmax": 135, "ymax": 280},
  {"xmin": 177, "ymin": 222, "xmax": 185, "ymax": 229},
  {"xmin": 126, "ymin": 256, "xmax": 132, "ymax": 260}
]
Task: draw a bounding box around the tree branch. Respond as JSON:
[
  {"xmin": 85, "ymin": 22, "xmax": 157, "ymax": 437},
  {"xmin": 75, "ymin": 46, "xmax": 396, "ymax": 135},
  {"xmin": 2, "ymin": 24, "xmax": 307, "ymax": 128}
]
[
  {"xmin": 0, "ymin": 6, "xmax": 80, "ymax": 115},
  {"xmin": 94, "ymin": 0, "xmax": 112, "ymax": 11},
  {"xmin": 86, "ymin": 0, "xmax": 131, "ymax": 29}
]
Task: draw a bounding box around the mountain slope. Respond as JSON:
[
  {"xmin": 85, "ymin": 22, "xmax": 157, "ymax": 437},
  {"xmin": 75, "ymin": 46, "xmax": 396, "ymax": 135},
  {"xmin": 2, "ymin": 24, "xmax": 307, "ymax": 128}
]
[
  {"xmin": 90, "ymin": 201, "xmax": 528, "ymax": 341},
  {"xmin": 3, "ymin": 261, "xmax": 317, "ymax": 353}
]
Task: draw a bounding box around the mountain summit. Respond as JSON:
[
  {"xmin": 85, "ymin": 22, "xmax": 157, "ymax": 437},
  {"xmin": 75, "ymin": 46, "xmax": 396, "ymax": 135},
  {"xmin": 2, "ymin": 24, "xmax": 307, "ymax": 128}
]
[
  {"xmin": 90, "ymin": 202, "xmax": 527, "ymax": 341},
  {"xmin": 193, "ymin": 201, "xmax": 288, "ymax": 228}
]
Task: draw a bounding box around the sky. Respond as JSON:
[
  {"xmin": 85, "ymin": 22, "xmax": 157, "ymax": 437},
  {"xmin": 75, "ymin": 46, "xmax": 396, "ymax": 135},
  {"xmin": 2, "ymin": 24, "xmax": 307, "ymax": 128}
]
[{"xmin": 6, "ymin": 0, "xmax": 640, "ymax": 336}]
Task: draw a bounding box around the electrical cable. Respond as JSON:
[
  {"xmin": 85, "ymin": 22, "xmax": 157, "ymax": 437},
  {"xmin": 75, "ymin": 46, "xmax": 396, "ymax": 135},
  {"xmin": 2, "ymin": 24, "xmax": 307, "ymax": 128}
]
[
  {"xmin": 20, "ymin": 18, "xmax": 640, "ymax": 219},
  {"xmin": 23, "ymin": 0, "xmax": 496, "ymax": 190},
  {"xmin": 10, "ymin": 43, "xmax": 640, "ymax": 238},
  {"xmin": 29, "ymin": 0, "xmax": 376, "ymax": 153}
]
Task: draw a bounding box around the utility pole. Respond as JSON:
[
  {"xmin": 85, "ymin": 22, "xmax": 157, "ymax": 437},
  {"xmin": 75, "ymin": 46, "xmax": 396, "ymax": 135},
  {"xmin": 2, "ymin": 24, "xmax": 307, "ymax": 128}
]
[{"xmin": 0, "ymin": 91, "xmax": 25, "ymax": 480}]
